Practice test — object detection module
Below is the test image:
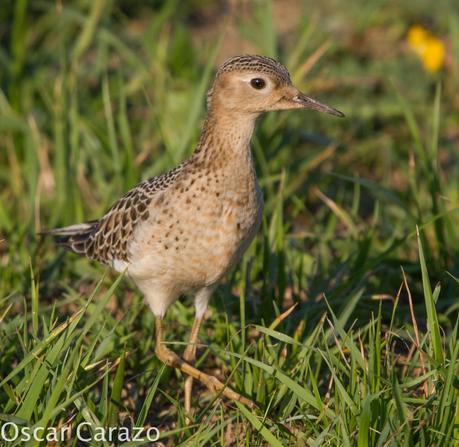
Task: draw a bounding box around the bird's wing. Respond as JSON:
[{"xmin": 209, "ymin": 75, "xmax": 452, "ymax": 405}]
[{"xmin": 43, "ymin": 162, "xmax": 186, "ymax": 266}]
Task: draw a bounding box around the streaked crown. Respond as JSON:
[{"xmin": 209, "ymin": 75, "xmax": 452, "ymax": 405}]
[
  {"xmin": 208, "ymin": 54, "xmax": 344, "ymax": 117},
  {"xmin": 217, "ymin": 55, "xmax": 291, "ymax": 85}
]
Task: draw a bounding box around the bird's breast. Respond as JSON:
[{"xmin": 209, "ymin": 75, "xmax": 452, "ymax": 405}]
[
  {"xmin": 128, "ymin": 165, "xmax": 263, "ymax": 290},
  {"xmin": 200, "ymin": 169, "xmax": 262, "ymax": 280}
]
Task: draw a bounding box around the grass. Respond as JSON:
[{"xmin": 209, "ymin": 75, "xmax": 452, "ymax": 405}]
[{"xmin": 1, "ymin": 0, "xmax": 459, "ymax": 445}]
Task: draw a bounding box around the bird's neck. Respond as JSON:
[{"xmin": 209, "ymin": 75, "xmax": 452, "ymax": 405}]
[{"xmin": 191, "ymin": 111, "xmax": 258, "ymax": 168}]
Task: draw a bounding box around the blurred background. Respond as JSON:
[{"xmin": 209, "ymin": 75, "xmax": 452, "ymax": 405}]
[
  {"xmin": 1, "ymin": 0, "xmax": 459, "ymax": 443},
  {"xmin": 1, "ymin": 0, "xmax": 458, "ymax": 315}
]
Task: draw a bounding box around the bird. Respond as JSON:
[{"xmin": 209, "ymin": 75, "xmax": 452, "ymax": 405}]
[{"xmin": 42, "ymin": 54, "xmax": 344, "ymax": 414}]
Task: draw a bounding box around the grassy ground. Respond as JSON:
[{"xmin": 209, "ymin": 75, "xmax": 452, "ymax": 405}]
[{"xmin": 1, "ymin": 0, "xmax": 459, "ymax": 445}]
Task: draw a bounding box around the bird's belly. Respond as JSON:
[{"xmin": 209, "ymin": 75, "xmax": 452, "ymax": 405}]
[
  {"xmin": 128, "ymin": 192, "xmax": 262, "ymax": 292},
  {"xmin": 203, "ymin": 202, "xmax": 262, "ymax": 284}
]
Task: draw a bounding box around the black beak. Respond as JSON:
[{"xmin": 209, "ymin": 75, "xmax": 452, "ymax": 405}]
[{"xmin": 293, "ymin": 93, "xmax": 345, "ymax": 117}]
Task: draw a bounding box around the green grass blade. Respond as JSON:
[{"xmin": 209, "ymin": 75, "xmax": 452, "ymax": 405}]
[
  {"xmin": 417, "ymin": 226, "xmax": 444, "ymax": 365},
  {"xmin": 236, "ymin": 402, "xmax": 283, "ymax": 447}
]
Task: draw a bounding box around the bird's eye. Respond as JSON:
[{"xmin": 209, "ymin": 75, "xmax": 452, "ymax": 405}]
[{"xmin": 250, "ymin": 78, "xmax": 266, "ymax": 90}]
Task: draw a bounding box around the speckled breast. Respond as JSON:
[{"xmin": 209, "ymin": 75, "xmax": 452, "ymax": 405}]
[
  {"xmin": 127, "ymin": 166, "xmax": 263, "ymax": 291},
  {"xmin": 204, "ymin": 179, "xmax": 263, "ymax": 284}
]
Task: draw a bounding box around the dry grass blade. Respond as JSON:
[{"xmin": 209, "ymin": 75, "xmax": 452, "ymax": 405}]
[{"xmin": 401, "ymin": 267, "xmax": 429, "ymax": 397}]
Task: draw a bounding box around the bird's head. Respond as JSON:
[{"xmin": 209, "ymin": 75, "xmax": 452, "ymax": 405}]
[{"xmin": 208, "ymin": 55, "xmax": 344, "ymax": 118}]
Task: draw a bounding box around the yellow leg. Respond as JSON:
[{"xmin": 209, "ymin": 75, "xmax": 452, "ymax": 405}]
[
  {"xmin": 154, "ymin": 316, "xmax": 257, "ymax": 410},
  {"xmin": 183, "ymin": 315, "xmax": 204, "ymax": 418}
]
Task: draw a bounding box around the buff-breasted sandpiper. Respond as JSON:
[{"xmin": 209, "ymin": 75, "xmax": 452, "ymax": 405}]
[{"xmin": 43, "ymin": 55, "xmax": 344, "ymax": 413}]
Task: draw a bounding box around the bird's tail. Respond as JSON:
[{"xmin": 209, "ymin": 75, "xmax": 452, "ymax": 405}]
[{"xmin": 39, "ymin": 221, "xmax": 98, "ymax": 256}]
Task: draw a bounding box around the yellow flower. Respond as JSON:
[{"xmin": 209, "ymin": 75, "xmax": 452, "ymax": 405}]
[
  {"xmin": 422, "ymin": 38, "xmax": 445, "ymax": 72},
  {"xmin": 407, "ymin": 25, "xmax": 428, "ymax": 50},
  {"xmin": 406, "ymin": 25, "xmax": 445, "ymax": 72}
]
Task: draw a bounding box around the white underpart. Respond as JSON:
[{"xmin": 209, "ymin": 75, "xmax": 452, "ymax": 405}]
[
  {"xmin": 135, "ymin": 278, "xmax": 179, "ymax": 318},
  {"xmin": 139, "ymin": 283, "xmax": 214, "ymax": 319},
  {"xmin": 194, "ymin": 287, "xmax": 214, "ymax": 318},
  {"xmin": 112, "ymin": 259, "xmax": 129, "ymax": 273}
]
